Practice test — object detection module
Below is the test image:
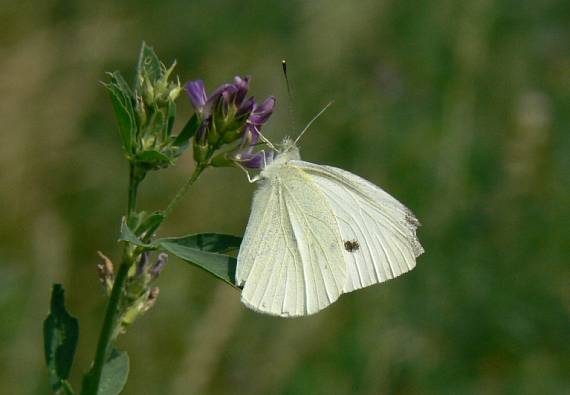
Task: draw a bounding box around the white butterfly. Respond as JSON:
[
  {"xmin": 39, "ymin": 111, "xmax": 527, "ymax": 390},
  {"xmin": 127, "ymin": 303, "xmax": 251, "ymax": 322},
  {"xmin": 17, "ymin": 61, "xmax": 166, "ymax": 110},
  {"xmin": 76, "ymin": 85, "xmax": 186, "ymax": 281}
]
[{"xmin": 236, "ymin": 132, "xmax": 423, "ymax": 317}]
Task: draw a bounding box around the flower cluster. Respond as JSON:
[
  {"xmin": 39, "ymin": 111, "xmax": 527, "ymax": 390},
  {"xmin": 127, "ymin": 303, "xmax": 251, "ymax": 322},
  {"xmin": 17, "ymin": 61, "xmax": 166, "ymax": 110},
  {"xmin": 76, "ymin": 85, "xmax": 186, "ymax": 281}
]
[
  {"xmin": 97, "ymin": 250, "xmax": 168, "ymax": 335},
  {"xmin": 104, "ymin": 43, "xmax": 190, "ymax": 180},
  {"xmin": 139, "ymin": 62, "xmax": 182, "ymax": 109},
  {"xmin": 185, "ymin": 76, "xmax": 275, "ymax": 168},
  {"xmin": 118, "ymin": 252, "xmax": 168, "ymax": 333}
]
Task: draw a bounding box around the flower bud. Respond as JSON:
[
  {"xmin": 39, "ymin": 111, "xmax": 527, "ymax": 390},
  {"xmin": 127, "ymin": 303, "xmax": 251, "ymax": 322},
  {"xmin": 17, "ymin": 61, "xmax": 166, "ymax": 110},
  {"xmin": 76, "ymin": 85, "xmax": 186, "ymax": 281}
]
[
  {"xmin": 185, "ymin": 80, "xmax": 208, "ymax": 115},
  {"xmin": 221, "ymin": 128, "xmax": 243, "ymax": 144},
  {"xmin": 135, "ymin": 95, "xmax": 147, "ymax": 127},
  {"xmin": 193, "ymin": 139, "xmax": 210, "ymax": 165},
  {"xmin": 96, "ymin": 251, "xmax": 114, "ymax": 295},
  {"xmin": 150, "ymin": 253, "xmax": 168, "ymax": 279},
  {"xmin": 210, "ymin": 152, "xmax": 234, "ymax": 168},
  {"xmin": 207, "ymin": 122, "xmax": 221, "ymax": 145},
  {"xmin": 143, "ymin": 77, "xmax": 155, "ymax": 107},
  {"xmin": 136, "ymin": 251, "xmax": 150, "ymax": 277},
  {"xmin": 143, "ymin": 287, "xmax": 160, "ymax": 312},
  {"xmin": 153, "ymin": 62, "xmax": 180, "ymax": 105},
  {"xmin": 168, "ymin": 81, "xmax": 182, "ymax": 102}
]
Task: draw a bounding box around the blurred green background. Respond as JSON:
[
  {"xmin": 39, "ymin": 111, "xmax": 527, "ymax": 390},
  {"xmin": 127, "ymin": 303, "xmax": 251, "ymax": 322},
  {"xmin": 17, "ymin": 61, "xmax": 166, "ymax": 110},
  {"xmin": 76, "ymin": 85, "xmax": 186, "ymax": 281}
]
[{"xmin": 1, "ymin": 0, "xmax": 569, "ymax": 394}]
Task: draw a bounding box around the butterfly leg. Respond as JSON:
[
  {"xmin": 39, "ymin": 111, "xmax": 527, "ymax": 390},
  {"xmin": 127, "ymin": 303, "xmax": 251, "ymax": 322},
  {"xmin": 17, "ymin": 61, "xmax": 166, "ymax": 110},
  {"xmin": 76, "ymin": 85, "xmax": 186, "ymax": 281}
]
[
  {"xmin": 261, "ymin": 150, "xmax": 268, "ymax": 169},
  {"xmin": 236, "ymin": 163, "xmax": 262, "ymax": 183}
]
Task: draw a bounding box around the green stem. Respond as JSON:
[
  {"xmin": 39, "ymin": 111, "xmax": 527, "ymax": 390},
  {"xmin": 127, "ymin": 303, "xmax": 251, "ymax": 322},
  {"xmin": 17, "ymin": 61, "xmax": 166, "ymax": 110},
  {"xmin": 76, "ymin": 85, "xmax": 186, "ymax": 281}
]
[
  {"xmin": 59, "ymin": 380, "xmax": 74, "ymax": 395},
  {"xmin": 82, "ymin": 163, "xmax": 144, "ymax": 395},
  {"xmin": 82, "ymin": 261, "xmax": 130, "ymax": 395},
  {"xmin": 82, "ymin": 162, "xmax": 204, "ymax": 394},
  {"xmin": 127, "ymin": 164, "xmax": 140, "ymax": 218},
  {"xmin": 163, "ymin": 164, "xmax": 206, "ymax": 219}
]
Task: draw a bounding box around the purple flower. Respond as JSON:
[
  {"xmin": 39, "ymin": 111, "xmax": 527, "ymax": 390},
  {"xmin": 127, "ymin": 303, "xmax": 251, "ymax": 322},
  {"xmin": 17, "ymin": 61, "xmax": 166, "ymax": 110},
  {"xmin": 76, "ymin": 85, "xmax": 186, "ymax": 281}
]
[
  {"xmin": 249, "ymin": 97, "xmax": 276, "ymax": 126},
  {"xmin": 238, "ymin": 150, "xmax": 274, "ymax": 169},
  {"xmin": 185, "ymin": 75, "xmax": 276, "ymax": 166},
  {"xmin": 236, "ymin": 96, "xmax": 256, "ymax": 121},
  {"xmin": 206, "ymin": 83, "xmax": 234, "ymax": 116},
  {"xmin": 234, "ymin": 76, "xmax": 249, "ymax": 103},
  {"xmin": 136, "ymin": 252, "xmax": 150, "ymax": 277},
  {"xmin": 229, "ymin": 125, "xmax": 274, "ymax": 169},
  {"xmin": 195, "ymin": 116, "xmax": 211, "ymax": 145},
  {"xmin": 186, "ymin": 76, "xmax": 267, "ymax": 128},
  {"xmin": 185, "ymin": 80, "xmax": 208, "ymax": 113},
  {"xmin": 150, "ymin": 253, "xmax": 168, "ymax": 279}
]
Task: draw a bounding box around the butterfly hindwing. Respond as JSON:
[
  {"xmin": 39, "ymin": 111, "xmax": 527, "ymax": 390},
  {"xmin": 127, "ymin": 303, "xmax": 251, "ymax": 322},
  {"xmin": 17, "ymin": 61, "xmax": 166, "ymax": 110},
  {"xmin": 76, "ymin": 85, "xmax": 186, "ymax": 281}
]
[
  {"xmin": 292, "ymin": 161, "xmax": 424, "ymax": 293},
  {"xmin": 236, "ymin": 165, "xmax": 347, "ymax": 316}
]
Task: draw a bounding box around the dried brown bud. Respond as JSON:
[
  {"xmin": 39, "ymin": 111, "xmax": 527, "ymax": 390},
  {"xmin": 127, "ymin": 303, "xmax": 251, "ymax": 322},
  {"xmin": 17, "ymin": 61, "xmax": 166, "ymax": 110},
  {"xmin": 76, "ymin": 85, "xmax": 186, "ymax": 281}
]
[{"xmin": 96, "ymin": 251, "xmax": 115, "ymax": 294}]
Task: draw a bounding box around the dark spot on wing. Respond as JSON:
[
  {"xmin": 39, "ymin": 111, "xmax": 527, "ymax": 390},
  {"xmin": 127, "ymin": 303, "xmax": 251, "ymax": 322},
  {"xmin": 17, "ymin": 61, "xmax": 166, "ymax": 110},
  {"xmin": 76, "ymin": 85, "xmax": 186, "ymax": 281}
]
[
  {"xmin": 405, "ymin": 210, "xmax": 421, "ymax": 227},
  {"xmin": 344, "ymin": 240, "xmax": 360, "ymax": 253}
]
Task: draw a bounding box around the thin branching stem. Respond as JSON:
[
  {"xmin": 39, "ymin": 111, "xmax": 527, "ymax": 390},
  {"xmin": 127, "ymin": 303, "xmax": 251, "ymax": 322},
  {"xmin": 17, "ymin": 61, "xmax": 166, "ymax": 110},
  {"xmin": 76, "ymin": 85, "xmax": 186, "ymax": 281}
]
[
  {"xmin": 83, "ymin": 161, "xmax": 205, "ymax": 394},
  {"xmin": 163, "ymin": 164, "xmax": 206, "ymax": 220}
]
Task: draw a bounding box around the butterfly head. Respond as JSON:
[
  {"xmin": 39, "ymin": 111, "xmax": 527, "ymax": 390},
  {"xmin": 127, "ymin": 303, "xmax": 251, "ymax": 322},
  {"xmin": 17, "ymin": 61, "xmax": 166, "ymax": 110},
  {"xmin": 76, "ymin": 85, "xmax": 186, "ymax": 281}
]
[
  {"xmin": 259, "ymin": 137, "xmax": 300, "ymax": 175},
  {"xmin": 276, "ymin": 137, "xmax": 301, "ymax": 161},
  {"xmin": 259, "ymin": 101, "xmax": 332, "ymax": 169}
]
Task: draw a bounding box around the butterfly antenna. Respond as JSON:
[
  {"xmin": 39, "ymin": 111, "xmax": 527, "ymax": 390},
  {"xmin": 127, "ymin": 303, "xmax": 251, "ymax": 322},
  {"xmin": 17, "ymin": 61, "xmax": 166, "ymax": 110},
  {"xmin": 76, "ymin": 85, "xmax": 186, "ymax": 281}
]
[
  {"xmin": 282, "ymin": 59, "xmax": 298, "ymax": 133},
  {"xmin": 294, "ymin": 101, "xmax": 334, "ymax": 145},
  {"xmin": 282, "ymin": 60, "xmax": 292, "ymax": 98},
  {"xmin": 254, "ymin": 127, "xmax": 278, "ymax": 152}
]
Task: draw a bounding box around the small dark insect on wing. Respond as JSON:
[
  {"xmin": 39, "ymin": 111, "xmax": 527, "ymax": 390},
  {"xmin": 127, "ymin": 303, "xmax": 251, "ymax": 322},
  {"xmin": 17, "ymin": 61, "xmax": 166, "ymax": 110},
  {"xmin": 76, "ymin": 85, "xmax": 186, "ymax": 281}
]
[{"xmin": 344, "ymin": 240, "xmax": 360, "ymax": 253}]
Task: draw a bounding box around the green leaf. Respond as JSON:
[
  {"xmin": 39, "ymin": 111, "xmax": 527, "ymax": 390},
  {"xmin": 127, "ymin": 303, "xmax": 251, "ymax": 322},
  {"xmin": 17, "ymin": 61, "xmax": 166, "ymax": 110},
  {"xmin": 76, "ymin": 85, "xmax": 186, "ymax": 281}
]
[
  {"xmin": 135, "ymin": 211, "xmax": 165, "ymax": 242},
  {"xmin": 134, "ymin": 150, "xmax": 174, "ymax": 169},
  {"xmin": 104, "ymin": 73, "xmax": 136, "ymax": 155},
  {"xmin": 44, "ymin": 284, "xmax": 79, "ymax": 393},
  {"xmin": 109, "ymin": 71, "xmax": 133, "ymax": 98},
  {"xmin": 173, "ymin": 114, "xmax": 200, "ymax": 157},
  {"xmin": 97, "ymin": 349, "xmax": 129, "ymax": 395},
  {"xmin": 119, "ymin": 217, "xmax": 154, "ymax": 248},
  {"xmin": 165, "ymin": 100, "xmax": 176, "ymax": 137},
  {"xmin": 147, "ymin": 107, "xmax": 166, "ymax": 138},
  {"xmin": 157, "ymin": 233, "xmax": 242, "ymax": 286},
  {"xmin": 122, "ymin": 211, "xmax": 164, "ymax": 245},
  {"xmin": 81, "ymin": 349, "xmax": 129, "ymax": 395},
  {"xmin": 126, "ymin": 210, "xmax": 145, "ymax": 230},
  {"xmin": 135, "ymin": 41, "xmax": 161, "ymax": 90}
]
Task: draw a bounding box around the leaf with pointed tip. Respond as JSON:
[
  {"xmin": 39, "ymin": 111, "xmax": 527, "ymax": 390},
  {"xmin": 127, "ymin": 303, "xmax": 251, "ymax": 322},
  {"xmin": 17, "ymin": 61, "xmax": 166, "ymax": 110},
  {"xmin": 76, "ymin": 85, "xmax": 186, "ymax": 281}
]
[
  {"xmin": 97, "ymin": 349, "xmax": 129, "ymax": 395},
  {"xmin": 109, "ymin": 71, "xmax": 133, "ymax": 97},
  {"xmin": 119, "ymin": 217, "xmax": 155, "ymax": 248},
  {"xmin": 134, "ymin": 150, "xmax": 174, "ymax": 169},
  {"xmin": 43, "ymin": 284, "xmax": 79, "ymax": 393},
  {"xmin": 173, "ymin": 114, "xmax": 199, "ymax": 156},
  {"xmin": 135, "ymin": 211, "xmax": 165, "ymax": 242},
  {"xmin": 81, "ymin": 349, "xmax": 129, "ymax": 395},
  {"xmin": 157, "ymin": 233, "xmax": 242, "ymax": 286},
  {"xmin": 104, "ymin": 73, "xmax": 136, "ymax": 155},
  {"xmin": 135, "ymin": 42, "xmax": 161, "ymax": 90}
]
